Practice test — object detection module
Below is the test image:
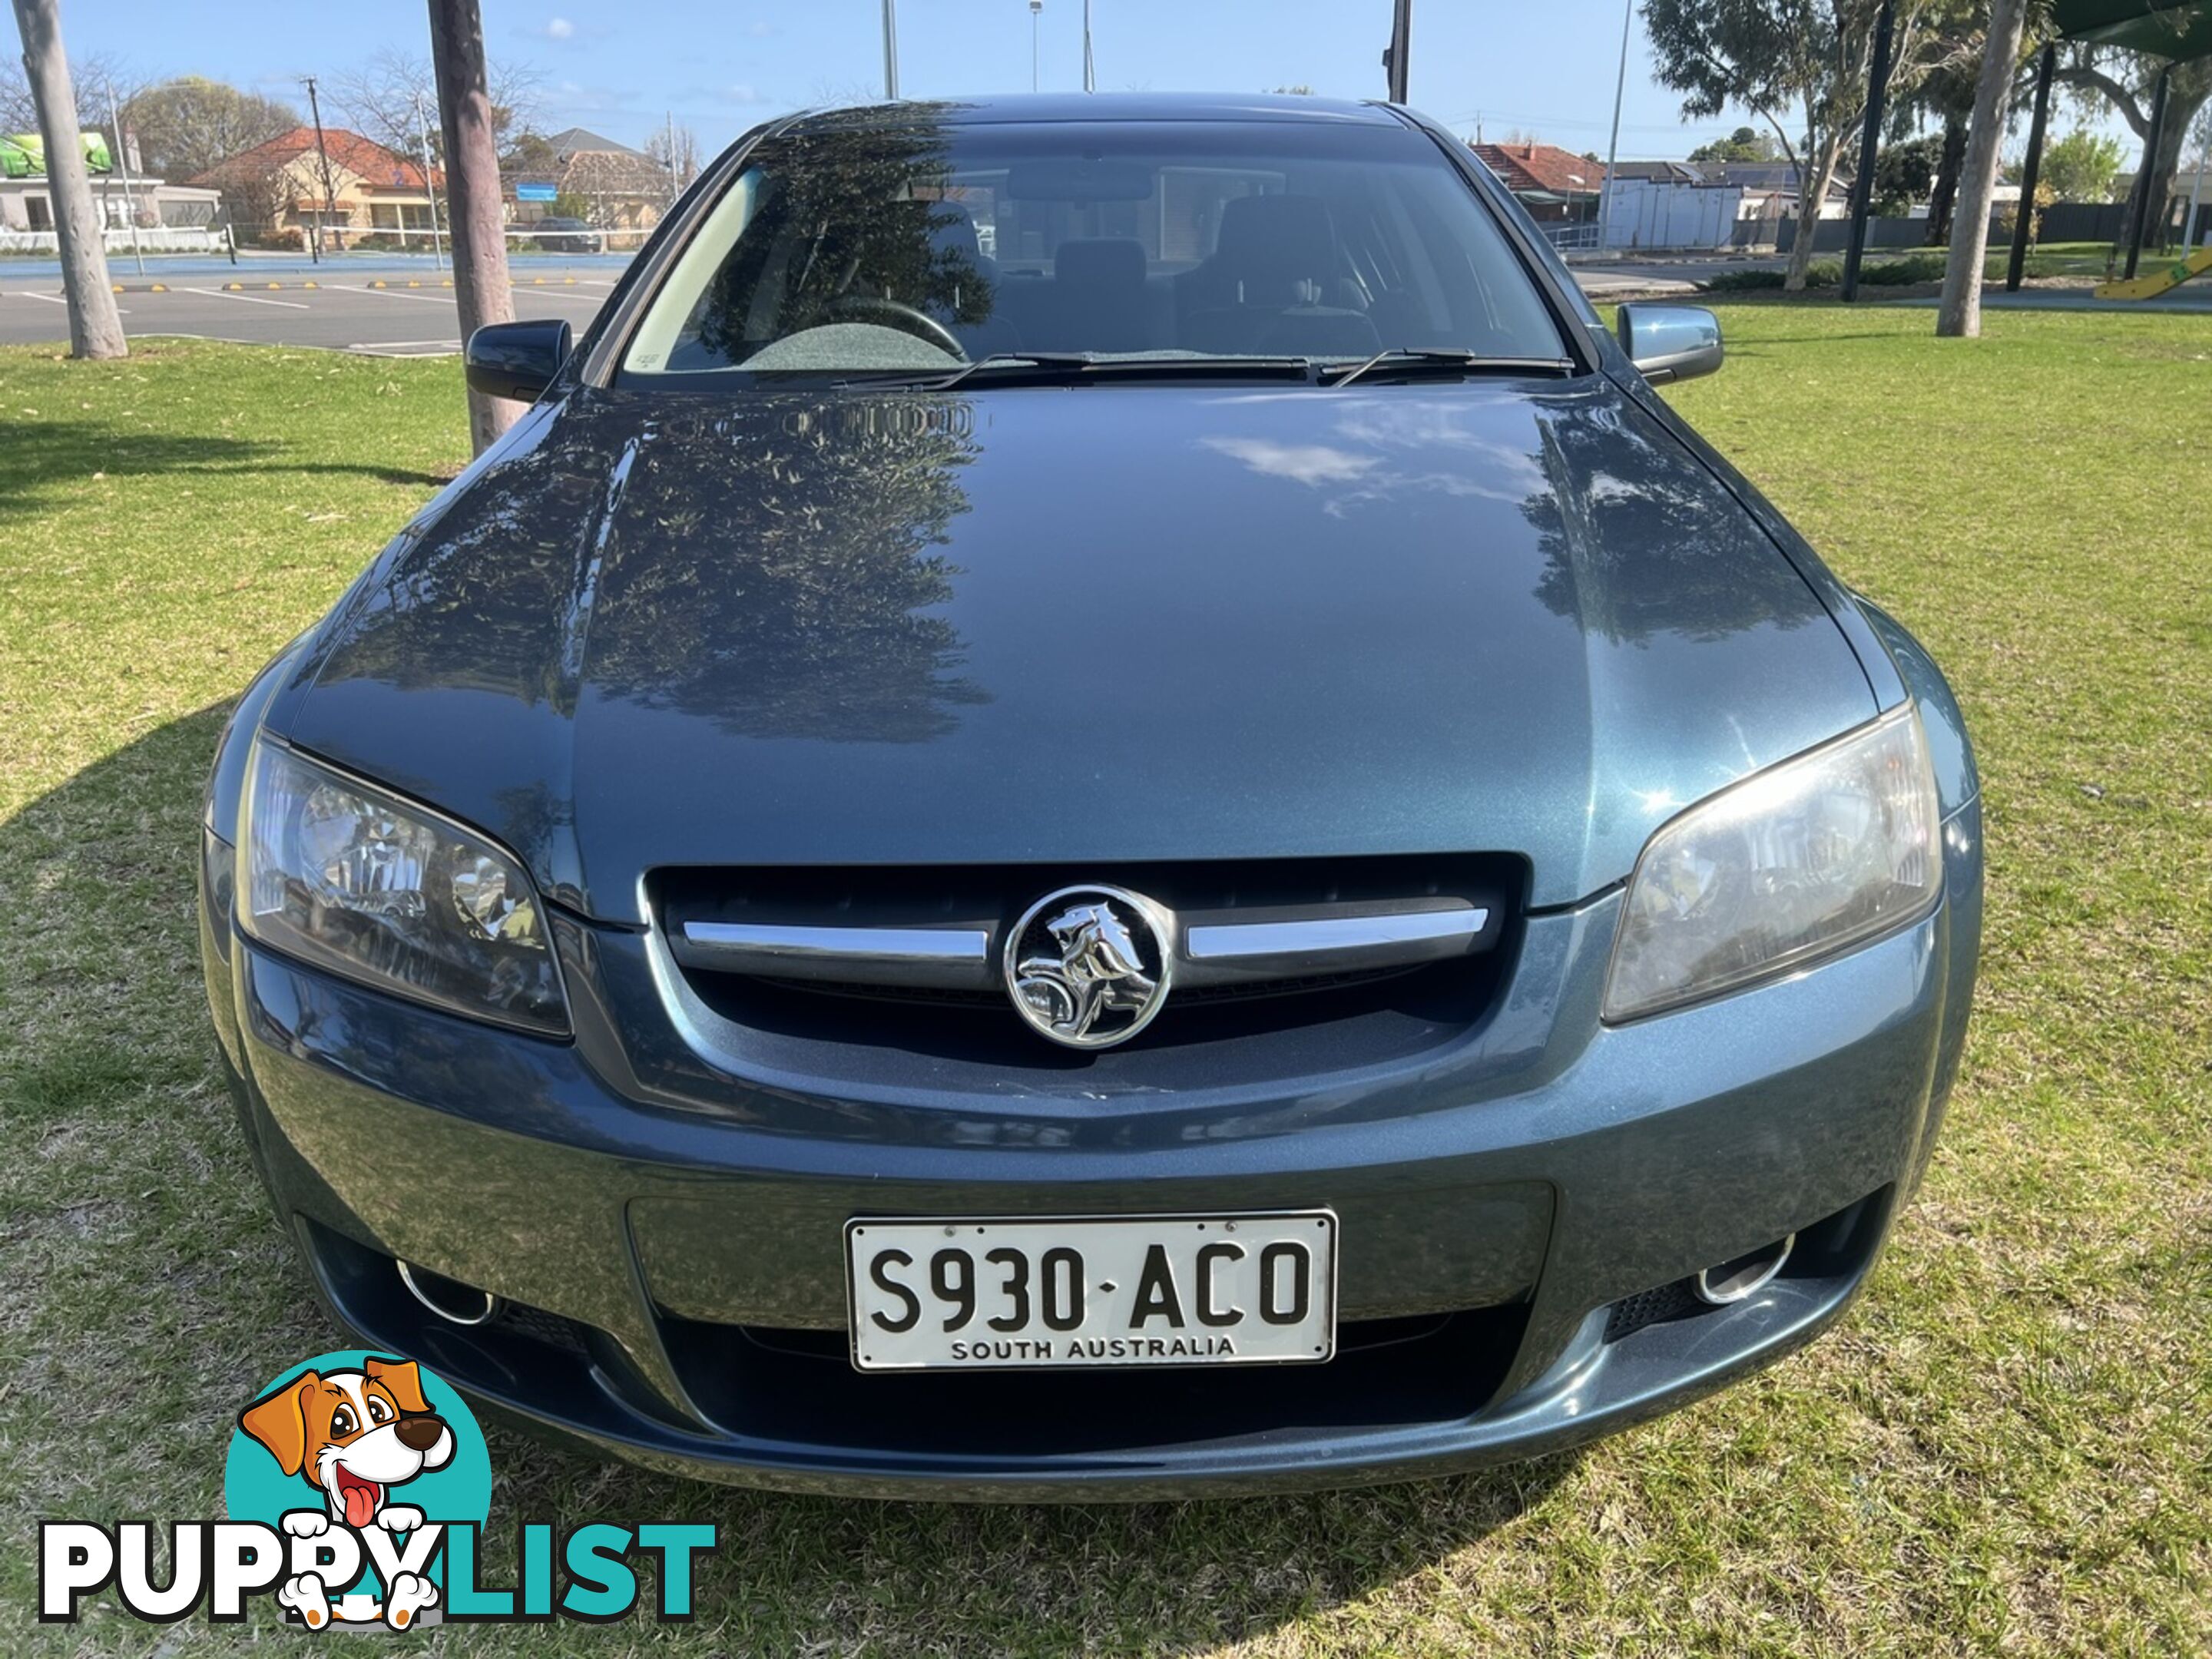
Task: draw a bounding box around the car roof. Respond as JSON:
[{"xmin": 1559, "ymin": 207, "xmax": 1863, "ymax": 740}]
[{"xmin": 781, "ymin": 91, "xmax": 1406, "ymax": 133}]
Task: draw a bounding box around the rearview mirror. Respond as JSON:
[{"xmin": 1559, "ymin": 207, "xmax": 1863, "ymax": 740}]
[
  {"xmin": 465, "ymin": 318, "xmax": 573, "ymax": 403},
  {"xmin": 1616, "ymin": 304, "xmax": 1723, "ymax": 386},
  {"xmin": 1005, "ymin": 158, "xmax": 1154, "ymax": 201}
]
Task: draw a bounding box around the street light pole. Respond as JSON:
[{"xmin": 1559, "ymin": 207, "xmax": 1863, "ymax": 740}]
[
  {"xmin": 104, "ymin": 77, "xmax": 144, "ymax": 276},
  {"xmin": 413, "ymin": 91, "xmax": 445, "ymax": 271},
  {"xmin": 1083, "ymin": 0, "xmax": 1094, "ymax": 92},
  {"xmin": 302, "ymin": 74, "xmax": 341, "ymax": 263},
  {"xmin": 1384, "ymin": 0, "xmax": 1412, "ymax": 103},
  {"xmin": 1030, "ymin": 1, "xmax": 1043, "ymax": 94},
  {"xmin": 1597, "ymin": 0, "xmax": 1631, "ymax": 253},
  {"xmin": 882, "ymin": 0, "xmax": 899, "ymax": 99}
]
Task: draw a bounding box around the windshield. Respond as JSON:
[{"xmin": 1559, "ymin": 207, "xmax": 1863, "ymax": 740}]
[{"xmin": 621, "ymin": 112, "xmax": 1568, "ymax": 379}]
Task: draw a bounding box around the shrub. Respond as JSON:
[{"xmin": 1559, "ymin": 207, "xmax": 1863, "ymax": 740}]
[
  {"xmin": 1704, "ymin": 267, "xmax": 1786, "ymax": 291},
  {"xmin": 1859, "ymin": 252, "xmax": 1948, "ymax": 285}
]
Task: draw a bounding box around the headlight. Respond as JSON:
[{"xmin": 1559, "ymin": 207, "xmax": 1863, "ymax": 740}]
[
  {"xmin": 1604, "ymin": 704, "xmax": 1941, "ymax": 1022},
  {"xmin": 237, "ymin": 740, "xmax": 570, "ymax": 1035}
]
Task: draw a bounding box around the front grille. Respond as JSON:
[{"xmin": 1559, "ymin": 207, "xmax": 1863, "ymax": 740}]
[
  {"xmin": 661, "ymin": 1303, "xmax": 1532, "ymax": 1455},
  {"xmin": 653, "ymin": 854, "xmax": 1524, "ymax": 1074}
]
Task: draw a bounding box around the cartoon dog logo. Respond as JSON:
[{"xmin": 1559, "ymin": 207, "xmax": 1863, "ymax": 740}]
[{"xmin": 237, "ymin": 1356, "xmax": 453, "ymax": 1628}]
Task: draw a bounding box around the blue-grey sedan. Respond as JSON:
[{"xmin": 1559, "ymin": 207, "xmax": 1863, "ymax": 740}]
[{"xmin": 199, "ymin": 93, "xmax": 1981, "ymax": 1499}]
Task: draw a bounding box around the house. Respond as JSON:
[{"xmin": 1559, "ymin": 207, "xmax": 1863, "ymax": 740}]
[
  {"xmin": 1706, "ymin": 161, "xmax": 1856, "ymax": 224},
  {"xmin": 1470, "ymin": 141, "xmax": 1608, "ymax": 221},
  {"xmin": 503, "ymin": 126, "xmax": 672, "ymax": 247},
  {"xmin": 187, "ymin": 127, "xmax": 441, "ymax": 250},
  {"xmin": 0, "ymin": 143, "xmax": 221, "ymax": 251},
  {"xmin": 1607, "ymin": 160, "xmax": 1715, "ymax": 187}
]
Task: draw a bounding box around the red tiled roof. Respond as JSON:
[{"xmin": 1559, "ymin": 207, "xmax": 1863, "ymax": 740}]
[
  {"xmin": 187, "ymin": 127, "xmax": 442, "ymax": 192},
  {"xmin": 1471, "ymin": 141, "xmax": 1607, "ymax": 198}
]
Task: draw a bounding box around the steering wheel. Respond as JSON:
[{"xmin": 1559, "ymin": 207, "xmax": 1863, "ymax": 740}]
[{"xmin": 827, "ymin": 293, "xmax": 965, "ymax": 358}]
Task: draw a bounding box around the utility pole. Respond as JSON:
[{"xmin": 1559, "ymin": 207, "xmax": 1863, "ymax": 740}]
[
  {"xmin": 2005, "ymin": 43, "xmax": 2055, "ymax": 293},
  {"xmin": 8, "ymin": 0, "xmax": 124, "ymax": 358},
  {"xmin": 1082, "ymin": 0, "xmax": 1094, "ymax": 92},
  {"xmin": 1597, "ymin": 0, "xmax": 1631, "ymax": 253},
  {"xmin": 104, "ymin": 75, "xmax": 144, "ymax": 276},
  {"xmin": 1384, "ymin": 0, "xmax": 1411, "ymax": 104},
  {"xmin": 1839, "ymin": 0, "xmax": 1896, "ymax": 302},
  {"xmin": 882, "ymin": 0, "xmax": 899, "ymax": 99},
  {"xmin": 2124, "ymin": 65, "xmax": 2173, "ymax": 279},
  {"xmin": 303, "ymin": 75, "xmax": 342, "ymax": 262},
  {"xmin": 412, "ymin": 90, "xmax": 445, "ymax": 270},
  {"xmin": 1030, "ymin": 1, "xmax": 1042, "ymax": 94},
  {"xmin": 428, "ymin": 0, "xmax": 518, "ymax": 452},
  {"xmin": 665, "ymin": 109, "xmax": 677, "ymax": 204}
]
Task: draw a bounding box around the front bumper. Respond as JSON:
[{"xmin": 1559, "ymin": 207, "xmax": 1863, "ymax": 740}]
[{"xmin": 205, "ymin": 802, "xmax": 1982, "ymax": 1500}]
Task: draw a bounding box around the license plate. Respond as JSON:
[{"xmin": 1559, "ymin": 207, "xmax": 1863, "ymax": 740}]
[{"xmin": 844, "ymin": 1212, "xmax": 1338, "ymax": 1372}]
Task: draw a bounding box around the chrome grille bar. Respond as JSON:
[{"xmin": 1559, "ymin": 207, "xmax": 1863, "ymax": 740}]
[
  {"xmin": 677, "ymin": 921, "xmax": 993, "ymax": 988},
  {"xmin": 1180, "ymin": 902, "xmax": 1488, "ymax": 985}
]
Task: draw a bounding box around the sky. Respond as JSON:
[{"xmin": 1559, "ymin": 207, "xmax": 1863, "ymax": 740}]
[{"xmin": 57, "ymin": 0, "xmax": 1908, "ymax": 163}]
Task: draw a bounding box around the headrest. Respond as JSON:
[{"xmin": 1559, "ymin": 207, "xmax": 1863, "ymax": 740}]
[
  {"xmin": 919, "ymin": 199, "xmax": 982, "ymax": 263},
  {"xmin": 1055, "ymin": 237, "xmax": 1147, "ymax": 289},
  {"xmin": 1217, "ymin": 194, "xmax": 1337, "ymax": 280}
]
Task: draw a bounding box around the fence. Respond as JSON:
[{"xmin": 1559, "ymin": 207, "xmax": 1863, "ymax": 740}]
[
  {"xmin": 1541, "ymin": 221, "xmax": 1600, "ymax": 252},
  {"xmin": 0, "ymin": 224, "xmax": 220, "ymax": 254}
]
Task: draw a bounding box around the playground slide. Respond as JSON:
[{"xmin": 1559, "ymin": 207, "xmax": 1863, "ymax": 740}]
[{"xmin": 2096, "ymin": 247, "xmax": 2212, "ymax": 300}]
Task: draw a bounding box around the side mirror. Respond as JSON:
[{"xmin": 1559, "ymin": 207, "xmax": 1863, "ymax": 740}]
[
  {"xmin": 464, "ymin": 318, "xmax": 573, "ymax": 403},
  {"xmin": 1616, "ymin": 304, "xmax": 1723, "ymax": 386}
]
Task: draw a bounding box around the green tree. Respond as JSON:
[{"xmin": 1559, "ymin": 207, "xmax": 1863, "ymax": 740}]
[
  {"xmin": 1643, "ymin": 0, "xmax": 1942, "ymax": 290},
  {"xmin": 2055, "ymin": 47, "xmax": 2212, "ymax": 247},
  {"xmin": 114, "ymin": 76, "xmax": 299, "ymax": 181},
  {"xmin": 2031, "ymin": 127, "xmax": 2125, "ymax": 203},
  {"xmin": 1873, "ymin": 133, "xmax": 1943, "ymax": 214},
  {"xmin": 1689, "ymin": 125, "xmax": 1780, "ymax": 163}
]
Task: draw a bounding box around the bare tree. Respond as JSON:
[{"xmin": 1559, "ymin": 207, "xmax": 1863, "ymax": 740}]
[
  {"xmin": 1936, "ymin": 0, "xmax": 2029, "ymax": 336},
  {"xmin": 644, "ymin": 121, "xmax": 701, "ymax": 194},
  {"xmin": 9, "ymin": 0, "xmax": 124, "ymax": 358},
  {"xmin": 428, "ymin": 0, "xmax": 515, "ymax": 454},
  {"xmin": 3, "ymin": 46, "xmax": 134, "ymax": 132},
  {"xmin": 333, "ymin": 45, "xmax": 537, "ymax": 169}
]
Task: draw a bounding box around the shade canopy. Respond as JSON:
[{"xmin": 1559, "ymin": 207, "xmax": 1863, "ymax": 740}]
[{"xmin": 2048, "ymin": 0, "xmax": 2212, "ymax": 59}]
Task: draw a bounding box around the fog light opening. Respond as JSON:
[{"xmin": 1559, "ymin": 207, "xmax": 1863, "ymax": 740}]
[
  {"xmin": 397, "ymin": 1259, "xmax": 501, "ymax": 1326},
  {"xmin": 1693, "ymin": 1233, "xmax": 1795, "ymax": 1306}
]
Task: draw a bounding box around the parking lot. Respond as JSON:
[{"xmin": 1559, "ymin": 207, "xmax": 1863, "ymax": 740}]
[
  {"xmin": 0, "ymin": 258, "xmax": 1707, "ymax": 356},
  {"xmin": 0, "ymin": 270, "xmax": 618, "ymax": 355}
]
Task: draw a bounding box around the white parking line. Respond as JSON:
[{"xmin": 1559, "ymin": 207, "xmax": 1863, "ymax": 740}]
[
  {"xmin": 353, "ymin": 285, "xmax": 457, "ymax": 304},
  {"xmin": 181, "ymin": 286, "xmax": 310, "ymax": 310},
  {"xmin": 11, "ymin": 291, "xmax": 128, "ymax": 312},
  {"xmin": 512, "ymin": 286, "xmax": 602, "ymax": 304},
  {"xmin": 346, "ymin": 340, "xmax": 462, "ymax": 356}
]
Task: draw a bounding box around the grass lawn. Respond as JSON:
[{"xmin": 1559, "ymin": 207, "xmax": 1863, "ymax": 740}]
[{"xmin": 2, "ymin": 313, "xmax": 2207, "ymax": 1656}]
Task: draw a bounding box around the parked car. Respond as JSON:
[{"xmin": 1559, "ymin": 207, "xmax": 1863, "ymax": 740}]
[
  {"xmin": 528, "ymin": 214, "xmax": 595, "ymax": 253},
  {"xmin": 200, "ymin": 93, "xmax": 1981, "ymax": 1499}
]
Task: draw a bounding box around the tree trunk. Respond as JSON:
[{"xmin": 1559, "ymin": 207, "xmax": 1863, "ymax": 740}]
[
  {"xmin": 1937, "ymin": 0, "xmax": 2028, "ymax": 337},
  {"xmin": 1926, "ymin": 114, "xmax": 1967, "ymax": 246},
  {"xmin": 1784, "ymin": 134, "xmax": 1847, "ymax": 290},
  {"xmin": 2144, "ymin": 88, "xmax": 2208, "ymax": 250},
  {"xmin": 10, "ymin": 0, "xmax": 124, "ymax": 359},
  {"xmin": 426, "ymin": 0, "xmax": 515, "ymax": 455}
]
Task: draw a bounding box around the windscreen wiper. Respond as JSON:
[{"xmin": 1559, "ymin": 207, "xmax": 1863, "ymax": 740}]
[
  {"xmin": 914, "ymin": 353, "xmax": 1316, "ymax": 392},
  {"xmin": 1324, "ymin": 348, "xmax": 1578, "ymax": 389}
]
